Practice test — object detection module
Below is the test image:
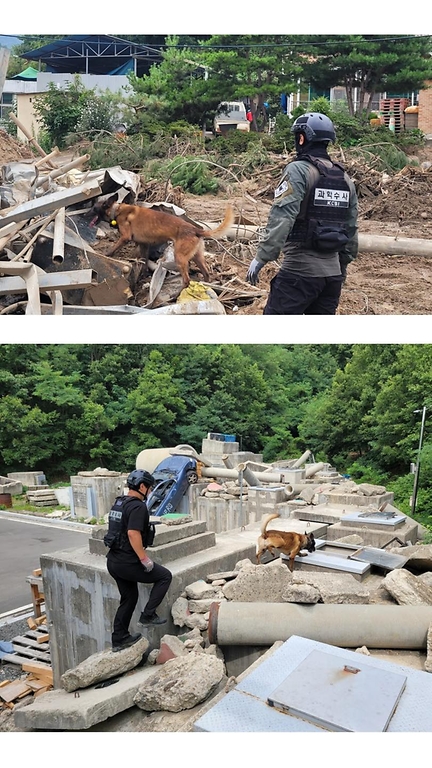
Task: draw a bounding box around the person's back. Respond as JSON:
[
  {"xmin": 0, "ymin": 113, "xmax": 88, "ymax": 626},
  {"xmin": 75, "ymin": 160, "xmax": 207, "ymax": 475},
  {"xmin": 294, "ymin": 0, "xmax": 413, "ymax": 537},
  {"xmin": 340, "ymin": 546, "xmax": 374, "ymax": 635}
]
[{"xmin": 246, "ymin": 112, "xmax": 358, "ymax": 315}]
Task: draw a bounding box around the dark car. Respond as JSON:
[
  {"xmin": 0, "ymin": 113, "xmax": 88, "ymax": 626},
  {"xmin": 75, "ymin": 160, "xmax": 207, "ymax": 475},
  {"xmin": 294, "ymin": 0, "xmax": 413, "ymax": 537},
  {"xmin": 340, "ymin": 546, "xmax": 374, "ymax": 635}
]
[{"xmin": 146, "ymin": 455, "xmax": 198, "ymax": 517}]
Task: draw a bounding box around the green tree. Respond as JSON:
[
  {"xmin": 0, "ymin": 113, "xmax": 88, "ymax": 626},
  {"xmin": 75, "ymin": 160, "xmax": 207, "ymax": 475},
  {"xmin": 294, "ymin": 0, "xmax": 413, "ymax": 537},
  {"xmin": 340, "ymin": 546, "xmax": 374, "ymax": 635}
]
[{"xmin": 299, "ymin": 34, "xmax": 432, "ymax": 117}]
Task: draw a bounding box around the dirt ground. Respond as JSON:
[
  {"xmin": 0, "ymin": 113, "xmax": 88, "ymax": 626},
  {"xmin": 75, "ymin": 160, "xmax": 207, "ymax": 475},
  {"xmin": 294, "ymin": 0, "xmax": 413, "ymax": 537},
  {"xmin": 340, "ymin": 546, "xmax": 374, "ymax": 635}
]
[
  {"xmin": 179, "ymin": 144, "xmax": 432, "ymax": 315},
  {"xmin": 2, "ymin": 132, "xmax": 432, "ymax": 315}
]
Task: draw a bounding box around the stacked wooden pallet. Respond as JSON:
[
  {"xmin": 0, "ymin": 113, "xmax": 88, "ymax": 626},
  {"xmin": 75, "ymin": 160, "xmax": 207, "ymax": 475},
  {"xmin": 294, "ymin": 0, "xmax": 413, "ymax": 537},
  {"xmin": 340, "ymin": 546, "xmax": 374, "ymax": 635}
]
[
  {"xmin": 0, "ymin": 620, "xmax": 53, "ymax": 712},
  {"xmin": 379, "ymin": 98, "xmax": 410, "ymax": 132}
]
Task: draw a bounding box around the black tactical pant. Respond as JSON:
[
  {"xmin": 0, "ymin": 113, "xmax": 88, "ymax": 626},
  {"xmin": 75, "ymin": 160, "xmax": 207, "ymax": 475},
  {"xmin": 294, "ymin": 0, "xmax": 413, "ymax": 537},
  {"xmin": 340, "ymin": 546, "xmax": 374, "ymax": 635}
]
[
  {"xmin": 263, "ymin": 272, "xmax": 344, "ymax": 315},
  {"xmin": 107, "ymin": 557, "xmax": 172, "ymax": 644}
]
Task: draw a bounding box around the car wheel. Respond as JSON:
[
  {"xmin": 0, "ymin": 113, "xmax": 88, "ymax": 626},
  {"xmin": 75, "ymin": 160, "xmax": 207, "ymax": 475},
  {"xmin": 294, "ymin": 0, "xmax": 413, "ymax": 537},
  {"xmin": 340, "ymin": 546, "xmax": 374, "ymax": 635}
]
[{"xmin": 186, "ymin": 471, "xmax": 198, "ymax": 484}]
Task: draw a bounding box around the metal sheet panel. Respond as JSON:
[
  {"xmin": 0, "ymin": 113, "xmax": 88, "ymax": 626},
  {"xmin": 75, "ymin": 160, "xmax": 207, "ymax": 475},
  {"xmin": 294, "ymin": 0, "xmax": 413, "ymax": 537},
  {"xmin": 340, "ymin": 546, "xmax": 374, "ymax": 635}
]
[{"xmin": 267, "ymin": 649, "xmax": 407, "ymax": 732}]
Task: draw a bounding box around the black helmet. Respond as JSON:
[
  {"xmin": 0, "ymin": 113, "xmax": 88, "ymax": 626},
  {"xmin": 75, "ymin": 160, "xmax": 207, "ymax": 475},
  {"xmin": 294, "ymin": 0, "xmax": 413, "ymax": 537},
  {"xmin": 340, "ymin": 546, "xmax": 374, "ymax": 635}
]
[
  {"xmin": 291, "ymin": 112, "xmax": 336, "ymax": 143},
  {"xmin": 127, "ymin": 469, "xmax": 155, "ymax": 490}
]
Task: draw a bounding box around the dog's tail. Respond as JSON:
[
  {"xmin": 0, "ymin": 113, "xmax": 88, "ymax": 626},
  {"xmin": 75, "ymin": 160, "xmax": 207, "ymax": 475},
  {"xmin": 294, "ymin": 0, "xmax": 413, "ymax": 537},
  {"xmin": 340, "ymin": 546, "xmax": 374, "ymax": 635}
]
[
  {"xmin": 198, "ymin": 206, "xmax": 235, "ymax": 239},
  {"xmin": 260, "ymin": 512, "xmax": 280, "ymax": 537}
]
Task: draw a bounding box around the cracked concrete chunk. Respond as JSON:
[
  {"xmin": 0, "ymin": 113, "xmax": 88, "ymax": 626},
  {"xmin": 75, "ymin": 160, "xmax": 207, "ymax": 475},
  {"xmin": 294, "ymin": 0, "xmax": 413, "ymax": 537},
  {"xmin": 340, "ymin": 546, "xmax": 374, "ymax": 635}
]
[
  {"xmin": 389, "ymin": 544, "xmax": 432, "ymax": 572},
  {"xmin": 188, "ymin": 597, "xmax": 225, "ymax": 613},
  {"xmin": 292, "ymin": 572, "xmax": 370, "ymax": 604},
  {"xmin": 222, "ymin": 562, "xmax": 292, "ymax": 602},
  {"xmin": 171, "ymin": 596, "xmax": 189, "ymax": 627},
  {"xmin": 383, "ymin": 569, "xmax": 432, "ymax": 605},
  {"xmin": 133, "ymin": 652, "xmax": 225, "ymax": 712},
  {"xmin": 185, "ymin": 580, "xmax": 222, "ymax": 600},
  {"xmin": 60, "ymin": 636, "xmax": 149, "ymax": 692},
  {"xmin": 357, "ymin": 483, "xmax": 387, "ymax": 496},
  {"xmin": 282, "ymin": 583, "xmax": 321, "ymax": 603}
]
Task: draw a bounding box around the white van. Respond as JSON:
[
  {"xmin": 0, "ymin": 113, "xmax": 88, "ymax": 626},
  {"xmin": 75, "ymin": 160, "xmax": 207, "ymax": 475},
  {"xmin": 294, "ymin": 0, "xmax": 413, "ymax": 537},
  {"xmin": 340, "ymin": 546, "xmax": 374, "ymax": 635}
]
[{"xmin": 213, "ymin": 102, "xmax": 250, "ymax": 135}]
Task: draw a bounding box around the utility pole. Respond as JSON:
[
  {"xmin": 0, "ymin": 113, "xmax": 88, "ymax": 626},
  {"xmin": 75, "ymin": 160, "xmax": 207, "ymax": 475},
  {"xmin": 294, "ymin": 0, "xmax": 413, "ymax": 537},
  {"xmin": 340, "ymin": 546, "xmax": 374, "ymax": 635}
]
[
  {"xmin": 411, "ymin": 406, "xmax": 427, "ymax": 517},
  {"xmin": 0, "ymin": 46, "xmax": 11, "ymax": 102}
]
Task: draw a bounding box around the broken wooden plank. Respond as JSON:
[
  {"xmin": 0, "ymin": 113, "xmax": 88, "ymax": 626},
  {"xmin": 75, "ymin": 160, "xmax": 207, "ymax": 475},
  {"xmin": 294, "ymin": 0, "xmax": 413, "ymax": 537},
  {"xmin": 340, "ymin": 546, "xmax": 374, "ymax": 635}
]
[
  {"xmin": 32, "ymin": 568, "xmax": 42, "ymax": 577},
  {"xmin": 22, "ymin": 662, "xmax": 53, "ymax": 685},
  {"xmin": 0, "ymin": 178, "xmax": 102, "ymax": 227},
  {"xmin": 8, "ymin": 113, "xmax": 56, "ymax": 166},
  {"xmin": 37, "ymin": 634, "xmax": 50, "ymax": 644},
  {"xmin": 0, "ymin": 681, "xmax": 32, "ymax": 703}
]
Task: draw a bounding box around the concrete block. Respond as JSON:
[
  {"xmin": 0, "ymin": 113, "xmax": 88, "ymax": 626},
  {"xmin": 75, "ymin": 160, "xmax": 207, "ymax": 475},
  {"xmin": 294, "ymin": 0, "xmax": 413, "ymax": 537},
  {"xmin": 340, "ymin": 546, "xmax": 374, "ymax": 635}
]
[
  {"xmin": 320, "ymin": 491, "xmax": 394, "ymax": 507},
  {"xmin": 247, "ymin": 488, "xmax": 289, "ymax": 523},
  {"xmin": 14, "ymin": 666, "xmax": 156, "ymax": 730},
  {"xmin": 70, "ymin": 474, "xmax": 125, "ymax": 520},
  {"xmin": 7, "ymin": 471, "xmax": 46, "ymax": 486},
  {"xmin": 0, "ymin": 476, "xmax": 22, "ymax": 495},
  {"xmin": 201, "ymin": 438, "xmax": 239, "ymax": 456},
  {"xmin": 326, "ymin": 520, "xmax": 419, "ymax": 548}
]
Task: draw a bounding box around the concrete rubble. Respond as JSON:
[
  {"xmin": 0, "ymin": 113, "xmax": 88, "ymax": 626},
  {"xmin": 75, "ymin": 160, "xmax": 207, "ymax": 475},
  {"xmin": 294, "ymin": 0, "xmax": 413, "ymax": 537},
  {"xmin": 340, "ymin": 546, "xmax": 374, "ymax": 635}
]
[
  {"xmin": 0, "ymin": 145, "xmax": 234, "ymax": 315},
  {"xmin": 60, "ymin": 637, "xmax": 150, "ymax": 692},
  {"xmin": 133, "ymin": 652, "xmax": 225, "ymax": 712},
  {"xmin": 4, "ymin": 441, "xmax": 432, "ymax": 732}
]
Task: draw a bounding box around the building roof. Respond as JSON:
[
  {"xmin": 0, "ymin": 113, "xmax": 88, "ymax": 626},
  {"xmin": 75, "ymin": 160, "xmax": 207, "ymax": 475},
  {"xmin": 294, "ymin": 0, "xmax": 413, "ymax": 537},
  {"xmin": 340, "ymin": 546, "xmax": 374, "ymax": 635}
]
[
  {"xmin": 20, "ymin": 34, "xmax": 164, "ymax": 76},
  {"xmin": 12, "ymin": 66, "xmax": 38, "ymax": 80}
]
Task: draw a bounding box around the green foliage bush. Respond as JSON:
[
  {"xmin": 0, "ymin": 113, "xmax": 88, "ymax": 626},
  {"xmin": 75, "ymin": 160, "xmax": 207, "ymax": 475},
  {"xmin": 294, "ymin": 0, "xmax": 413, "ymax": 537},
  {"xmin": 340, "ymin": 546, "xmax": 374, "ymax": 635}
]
[{"xmin": 166, "ymin": 156, "xmax": 219, "ymax": 194}]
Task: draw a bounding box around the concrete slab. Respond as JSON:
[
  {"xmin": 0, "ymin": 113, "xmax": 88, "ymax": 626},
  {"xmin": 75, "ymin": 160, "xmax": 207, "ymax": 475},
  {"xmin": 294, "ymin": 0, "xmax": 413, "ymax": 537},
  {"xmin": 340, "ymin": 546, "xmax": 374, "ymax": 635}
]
[
  {"xmin": 14, "ymin": 665, "xmax": 156, "ymax": 730},
  {"xmin": 193, "ymin": 635, "xmax": 432, "ymax": 732},
  {"xmin": 282, "ymin": 551, "xmax": 371, "ymax": 580},
  {"xmin": 341, "ymin": 511, "xmax": 406, "ymax": 529},
  {"xmin": 291, "ymin": 504, "xmax": 352, "ymax": 524},
  {"xmin": 326, "ymin": 520, "xmax": 418, "ymax": 548}
]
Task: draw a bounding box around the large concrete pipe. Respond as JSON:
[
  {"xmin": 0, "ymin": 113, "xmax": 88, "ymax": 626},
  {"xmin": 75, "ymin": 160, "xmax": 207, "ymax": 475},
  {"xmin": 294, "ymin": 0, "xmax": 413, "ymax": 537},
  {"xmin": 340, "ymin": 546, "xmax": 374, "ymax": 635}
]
[
  {"xmin": 200, "ymin": 466, "xmax": 292, "ymax": 491},
  {"xmin": 292, "ymin": 450, "xmax": 312, "ymax": 469},
  {"xmin": 304, "ymin": 462, "xmax": 325, "ymax": 478},
  {"xmin": 237, "ymin": 462, "xmax": 260, "ymax": 486},
  {"xmin": 208, "ymin": 602, "xmax": 432, "ymax": 649}
]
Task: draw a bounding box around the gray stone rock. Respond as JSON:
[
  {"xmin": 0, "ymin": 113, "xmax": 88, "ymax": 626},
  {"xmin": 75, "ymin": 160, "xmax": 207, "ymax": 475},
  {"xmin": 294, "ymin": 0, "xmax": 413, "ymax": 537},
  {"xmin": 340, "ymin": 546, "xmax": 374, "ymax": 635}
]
[
  {"xmin": 298, "ymin": 486, "xmax": 317, "ymax": 504},
  {"xmin": 188, "ymin": 597, "xmax": 225, "ymax": 614},
  {"xmin": 178, "ymin": 627, "xmax": 203, "ymax": 643},
  {"xmin": 389, "ymin": 544, "xmax": 432, "ymax": 572},
  {"xmin": 185, "ymin": 580, "xmax": 221, "ymax": 600},
  {"xmin": 234, "ymin": 559, "xmax": 255, "ymax": 571},
  {"xmin": 60, "ymin": 637, "xmax": 149, "ymax": 692},
  {"xmin": 357, "ymin": 483, "xmax": 386, "ymax": 496},
  {"xmin": 355, "ymin": 646, "xmax": 370, "ymax": 655},
  {"xmin": 425, "ymin": 623, "xmax": 432, "ymax": 673},
  {"xmin": 419, "ymin": 572, "xmax": 432, "ymax": 588},
  {"xmin": 383, "ymin": 569, "xmax": 432, "ymax": 605},
  {"xmin": 183, "ymin": 613, "xmax": 208, "ymax": 631},
  {"xmin": 282, "ymin": 584, "xmax": 321, "ymax": 603},
  {"xmin": 222, "ymin": 561, "xmax": 292, "ymax": 603},
  {"xmin": 292, "ymin": 573, "xmax": 370, "ymax": 604},
  {"xmin": 171, "ymin": 596, "xmax": 190, "ymax": 627},
  {"xmin": 133, "ymin": 652, "xmax": 225, "ymax": 712}
]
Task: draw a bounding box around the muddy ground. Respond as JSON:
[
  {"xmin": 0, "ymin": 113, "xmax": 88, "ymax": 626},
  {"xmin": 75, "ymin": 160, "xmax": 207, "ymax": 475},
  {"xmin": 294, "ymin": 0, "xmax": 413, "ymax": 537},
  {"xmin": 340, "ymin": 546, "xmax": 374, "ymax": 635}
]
[{"xmin": 2, "ymin": 131, "xmax": 432, "ymax": 315}]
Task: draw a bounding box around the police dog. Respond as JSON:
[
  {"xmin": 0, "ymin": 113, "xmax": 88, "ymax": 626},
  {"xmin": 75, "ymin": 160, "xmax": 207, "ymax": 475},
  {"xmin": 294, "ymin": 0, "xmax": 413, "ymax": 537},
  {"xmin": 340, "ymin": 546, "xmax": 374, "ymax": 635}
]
[
  {"xmin": 90, "ymin": 194, "xmax": 234, "ymax": 288},
  {"xmin": 256, "ymin": 513, "xmax": 316, "ymax": 572}
]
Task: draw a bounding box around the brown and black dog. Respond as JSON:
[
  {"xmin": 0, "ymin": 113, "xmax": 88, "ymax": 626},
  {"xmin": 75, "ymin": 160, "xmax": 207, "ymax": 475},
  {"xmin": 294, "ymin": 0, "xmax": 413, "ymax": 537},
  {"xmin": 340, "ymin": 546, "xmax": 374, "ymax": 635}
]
[
  {"xmin": 90, "ymin": 194, "xmax": 234, "ymax": 288},
  {"xmin": 256, "ymin": 513, "xmax": 316, "ymax": 572}
]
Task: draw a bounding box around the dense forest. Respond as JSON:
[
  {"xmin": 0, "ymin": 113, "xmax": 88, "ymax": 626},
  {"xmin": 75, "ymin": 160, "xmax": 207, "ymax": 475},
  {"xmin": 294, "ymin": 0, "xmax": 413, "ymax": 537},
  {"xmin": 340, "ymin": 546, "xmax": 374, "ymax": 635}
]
[{"xmin": 0, "ymin": 344, "xmax": 431, "ymax": 526}]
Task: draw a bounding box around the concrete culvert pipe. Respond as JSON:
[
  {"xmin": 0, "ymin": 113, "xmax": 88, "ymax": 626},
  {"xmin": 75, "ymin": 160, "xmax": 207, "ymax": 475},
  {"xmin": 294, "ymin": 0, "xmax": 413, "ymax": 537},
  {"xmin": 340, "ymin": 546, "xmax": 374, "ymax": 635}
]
[{"xmin": 208, "ymin": 602, "xmax": 432, "ymax": 650}]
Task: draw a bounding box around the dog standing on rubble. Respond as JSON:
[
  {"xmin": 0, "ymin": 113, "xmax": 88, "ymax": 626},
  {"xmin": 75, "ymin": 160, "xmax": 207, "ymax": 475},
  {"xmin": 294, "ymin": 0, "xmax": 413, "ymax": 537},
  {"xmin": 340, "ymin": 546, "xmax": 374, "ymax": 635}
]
[
  {"xmin": 90, "ymin": 193, "xmax": 234, "ymax": 288},
  {"xmin": 256, "ymin": 513, "xmax": 316, "ymax": 572}
]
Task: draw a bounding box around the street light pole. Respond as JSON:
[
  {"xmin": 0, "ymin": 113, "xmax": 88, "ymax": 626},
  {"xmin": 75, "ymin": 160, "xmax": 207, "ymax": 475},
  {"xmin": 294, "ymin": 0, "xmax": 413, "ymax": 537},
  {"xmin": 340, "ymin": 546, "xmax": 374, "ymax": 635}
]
[{"xmin": 412, "ymin": 406, "xmax": 427, "ymax": 517}]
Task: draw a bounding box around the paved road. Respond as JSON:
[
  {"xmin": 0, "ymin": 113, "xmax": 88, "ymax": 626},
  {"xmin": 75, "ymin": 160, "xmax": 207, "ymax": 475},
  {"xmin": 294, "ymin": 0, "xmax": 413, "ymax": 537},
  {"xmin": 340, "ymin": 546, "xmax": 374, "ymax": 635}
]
[{"xmin": 0, "ymin": 516, "xmax": 91, "ymax": 613}]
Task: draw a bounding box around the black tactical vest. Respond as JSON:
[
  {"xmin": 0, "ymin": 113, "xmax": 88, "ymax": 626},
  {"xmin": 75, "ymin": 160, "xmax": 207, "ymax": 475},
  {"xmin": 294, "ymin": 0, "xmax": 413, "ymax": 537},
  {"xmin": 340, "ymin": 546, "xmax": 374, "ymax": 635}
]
[
  {"xmin": 104, "ymin": 495, "xmax": 155, "ymax": 550},
  {"xmin": 288, "ymin": 155, "xmax": 351, "ymax": 252},
  {"xmin": 104, "ymin": 496, "xmax": 130, "ymax": 550}
]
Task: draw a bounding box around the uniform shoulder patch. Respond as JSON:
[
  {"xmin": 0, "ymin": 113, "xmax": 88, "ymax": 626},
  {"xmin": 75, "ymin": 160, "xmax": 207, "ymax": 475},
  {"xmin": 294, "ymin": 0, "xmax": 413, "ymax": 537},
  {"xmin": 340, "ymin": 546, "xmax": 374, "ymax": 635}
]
[{"xmin": 274, "ymin": 176, "xmax": 294, "ymax": 199}]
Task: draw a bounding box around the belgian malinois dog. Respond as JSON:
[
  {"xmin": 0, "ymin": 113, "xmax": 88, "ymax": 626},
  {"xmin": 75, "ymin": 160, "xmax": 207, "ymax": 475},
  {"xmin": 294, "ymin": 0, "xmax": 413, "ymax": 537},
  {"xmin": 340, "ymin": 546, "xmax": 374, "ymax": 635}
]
[
  {"xmin": 90, "ymin": 193, "xmax": 234, "ymax": 288},
  {"xmin": 256, "ymin": 513, "xmax": 316, "ymax": 572}
]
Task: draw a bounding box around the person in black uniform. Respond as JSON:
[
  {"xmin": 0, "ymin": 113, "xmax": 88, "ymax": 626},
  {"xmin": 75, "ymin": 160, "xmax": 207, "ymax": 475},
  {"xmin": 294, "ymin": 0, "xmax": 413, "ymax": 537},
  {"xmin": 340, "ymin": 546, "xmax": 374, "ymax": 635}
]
[
  {"xmin": 106, "ymin": 469, "xmax": 172, "ymax": 652},
  {"xmin": 246, "ymin": 112, "xmax": 358, "ymax": 314}
]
